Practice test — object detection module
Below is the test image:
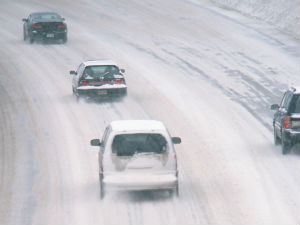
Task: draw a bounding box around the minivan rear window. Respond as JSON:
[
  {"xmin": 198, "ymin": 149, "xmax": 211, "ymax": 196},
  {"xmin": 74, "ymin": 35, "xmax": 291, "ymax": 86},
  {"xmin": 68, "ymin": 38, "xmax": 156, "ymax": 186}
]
[{"xmin": 112, "ymin": 133, "xmax": 167, "ymax": 156}]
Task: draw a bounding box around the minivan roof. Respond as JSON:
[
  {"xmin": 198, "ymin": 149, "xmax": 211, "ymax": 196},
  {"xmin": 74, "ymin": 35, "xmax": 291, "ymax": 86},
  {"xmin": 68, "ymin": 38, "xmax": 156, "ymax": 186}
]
[{"xmin": 110, "ymin": 120, "xmax": 167, "ymax": 132}]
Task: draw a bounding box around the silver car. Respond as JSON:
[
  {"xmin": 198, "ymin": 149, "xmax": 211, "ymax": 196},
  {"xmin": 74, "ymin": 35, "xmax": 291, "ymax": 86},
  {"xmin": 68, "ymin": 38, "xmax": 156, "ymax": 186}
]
[{"xmin": 70, "ymin": 59, "xmax": 127, "ymax": 101}]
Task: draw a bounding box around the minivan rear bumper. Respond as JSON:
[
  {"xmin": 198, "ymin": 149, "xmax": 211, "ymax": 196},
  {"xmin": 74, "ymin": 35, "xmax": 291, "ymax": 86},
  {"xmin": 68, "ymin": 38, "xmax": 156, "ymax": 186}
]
[{"xmin": 103, "ymin": 174, "xmax": 178, "ymax": 190}]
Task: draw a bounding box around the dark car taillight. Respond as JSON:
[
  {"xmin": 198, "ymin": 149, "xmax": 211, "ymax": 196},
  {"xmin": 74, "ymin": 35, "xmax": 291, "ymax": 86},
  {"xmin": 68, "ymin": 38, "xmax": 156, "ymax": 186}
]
[
  {"xmin": 32, "ymin": 24, "xmax": 42, "ymax": 29},
  {"xmin": 58, "ymin": 23, "xmax": 67, "ymax": 29},
  {"xmin": 284, "ymin": 117, "xmax": 291, "ymax": 129}
]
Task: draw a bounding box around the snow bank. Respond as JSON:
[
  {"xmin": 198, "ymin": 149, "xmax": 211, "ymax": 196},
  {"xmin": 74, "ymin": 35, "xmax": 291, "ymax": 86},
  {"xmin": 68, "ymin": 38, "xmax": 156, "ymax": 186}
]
[{"xmin": 210, "ymin": 0, "xmax": 300, "ymax": 39}]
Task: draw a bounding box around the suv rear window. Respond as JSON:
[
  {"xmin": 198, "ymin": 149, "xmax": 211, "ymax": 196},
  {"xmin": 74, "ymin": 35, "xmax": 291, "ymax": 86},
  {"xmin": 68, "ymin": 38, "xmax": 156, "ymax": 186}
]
[
  {"xmin": 112, "ymin": 133, "xmax": 167, "ymax": 156},
  {"xmin": 289, "ymin": 95, "xmax": 300, "ymax": 113}
]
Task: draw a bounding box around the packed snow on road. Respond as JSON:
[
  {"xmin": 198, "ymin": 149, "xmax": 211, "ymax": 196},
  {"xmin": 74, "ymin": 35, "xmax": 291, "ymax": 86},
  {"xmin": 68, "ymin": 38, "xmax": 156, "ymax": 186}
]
[{"xmin": 0, "ymin": 0, "xmax": 299, "ymax": 225}]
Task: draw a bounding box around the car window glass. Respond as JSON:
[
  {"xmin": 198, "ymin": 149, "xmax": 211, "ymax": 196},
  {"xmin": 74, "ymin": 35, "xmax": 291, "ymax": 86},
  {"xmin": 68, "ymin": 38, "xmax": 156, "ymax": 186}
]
[
  {"xmin": 102, "ymin": 126, "xmax": 111, "ymax": 148},
  {"xmin": 32, "ymin": 13, "xmax": 61, "ymax": 21},
  {"xmin": 289, "ymin": 95, "xmax": 300, "ymax": 113},
  {"xmin": 280, "ymin": 92, "xmax": 292, "ymax": 109},
  {"xmin": 111, "ymin": 133, "xmax": 167, "ymax": 156},
  {"xmin": 82, "ymin": 66, "xmax": 120, "ymax": 80},
  {"xmin": 77, "ymin": 63, "xmax": 85, "ymax": 76},
  {"xmin": 280, "ymin": 92, "xmax": 288, "ymax": 108},
  {"xmin": 283, "ymin": 92, "xmax": 293, "ymax": 109}
]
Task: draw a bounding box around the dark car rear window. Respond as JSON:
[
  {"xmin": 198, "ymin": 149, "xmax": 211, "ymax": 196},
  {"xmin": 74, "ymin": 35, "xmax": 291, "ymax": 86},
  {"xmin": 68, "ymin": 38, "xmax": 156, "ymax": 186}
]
[
  {"xmin": 112, "ymin": 133, "xmax": 167, "ymax": 156},
  {"xmin": 32, "ymin": 13, "xmax": 61, "ymax": 21},
  {"xmin": 289, "ymin": 95, "xmax": 300, "ymax": 113}
]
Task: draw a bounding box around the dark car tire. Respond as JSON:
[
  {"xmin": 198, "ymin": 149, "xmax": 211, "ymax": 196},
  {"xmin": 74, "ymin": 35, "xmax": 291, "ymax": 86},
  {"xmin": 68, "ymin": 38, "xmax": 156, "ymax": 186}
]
[
  {"xmin": 29, "ymin": 37, "xmax": 34, "ymax": 44},
  {"xmin": 23, "ymin": 29, "xmax": 27, "ymax": 41},
  {"xmin": 62, "ymin": 35, "xmax": 67, "ymax": 44},
  {"xmin": 274, "ymin": 127, "xmax": 280, "ymax": 146},
  {"xmin": 99, "ymin": 174, "xmax": 105, "ymax": 200}
]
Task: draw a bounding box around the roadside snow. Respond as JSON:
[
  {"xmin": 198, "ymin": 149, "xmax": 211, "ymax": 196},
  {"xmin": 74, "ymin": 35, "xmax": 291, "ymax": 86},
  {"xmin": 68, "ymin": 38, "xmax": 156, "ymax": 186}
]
[{"xmin": 209, "ymin": 0, "xmax": 300, "ymax": 39}]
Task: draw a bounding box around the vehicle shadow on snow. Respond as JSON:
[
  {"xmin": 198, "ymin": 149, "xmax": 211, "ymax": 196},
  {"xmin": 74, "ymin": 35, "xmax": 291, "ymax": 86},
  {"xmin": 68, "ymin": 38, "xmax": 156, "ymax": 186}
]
[
  {"xmin": 266, "ymin": 142, "xmax": 300, "ymax": 157},
  {"xmin": 25, "ymin": 39, "xmax": 66, "ymax": 45},
  {"xmin": 77, "ymin": 96, "xmax": 126, "ymax": 104},
  {"xmin": 106, "ymin": 190, "xmax": 177, "ymax": 203},
  {"xmin": 289, "ymin": 144, "xmax": 300, "ymax": 156}
]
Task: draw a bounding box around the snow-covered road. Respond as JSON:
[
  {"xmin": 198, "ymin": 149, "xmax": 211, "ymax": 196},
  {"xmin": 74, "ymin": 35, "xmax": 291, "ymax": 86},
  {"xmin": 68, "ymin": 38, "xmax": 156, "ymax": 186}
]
[{"xmin": 0, "ymin": 0, "xmax": 299, "ymax": 224}]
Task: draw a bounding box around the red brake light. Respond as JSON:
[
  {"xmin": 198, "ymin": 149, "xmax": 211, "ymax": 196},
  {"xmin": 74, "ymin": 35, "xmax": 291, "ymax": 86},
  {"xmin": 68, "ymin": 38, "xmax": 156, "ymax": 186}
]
[
  {"xmin": 115, "ymin": 79, "xmax": 125, "ymax": 84},
  {"xmin": 284, "ymin": 117, "xmax": 291, "ymax": 129},
  {"xmin": 32, "ymin": 24, "xmax": 42, "ymax": 29},
  {"xmin": 58, "ymin": 23, "xmax": 66, "ymax": 29},
  {"xmin": 80, "ymin": 82, "xmax": 89, "ymax": 86}
]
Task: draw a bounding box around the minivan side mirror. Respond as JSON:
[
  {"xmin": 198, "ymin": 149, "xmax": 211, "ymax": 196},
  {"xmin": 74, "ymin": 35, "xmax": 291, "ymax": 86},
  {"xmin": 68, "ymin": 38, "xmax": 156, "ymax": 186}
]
[
  {"xmin": 120, "ymin": 69, "xmax": 125, "ymax": 73},
  {"xmin": 271, "ymin": 104, "xmax": 279, "ymax": 111},
  {"xmin": 22, "ymin": 18, "xmax": 28, "ymax": 22},
  {"xmin": 172, "ymin": 137, "xmax": 181, "ymax": 144},
  {"xmin": 70, "ymin": 70, "xmax": 77, "ymax": 75},
  {"xmin": 90, "ymin": 139, "xmax": 101, "ymax": 146}
]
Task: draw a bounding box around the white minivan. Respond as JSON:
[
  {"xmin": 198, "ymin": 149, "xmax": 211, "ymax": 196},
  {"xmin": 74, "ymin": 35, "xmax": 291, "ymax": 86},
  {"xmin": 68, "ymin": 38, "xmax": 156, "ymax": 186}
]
[{"xmin": 90, "ymin": 120, "xmax": 181, "ymax": 199}]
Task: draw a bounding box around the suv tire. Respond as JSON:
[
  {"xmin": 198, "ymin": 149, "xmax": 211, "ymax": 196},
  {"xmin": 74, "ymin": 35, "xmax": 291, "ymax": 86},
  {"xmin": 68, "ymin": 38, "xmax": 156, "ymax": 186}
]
[
  {"xmin": 281, "ymin": 136, "xmax": 291, "ymax": 155},
  {"xmin": 273, "ymin": 128, "xmax": 280, "ymax": 145}
]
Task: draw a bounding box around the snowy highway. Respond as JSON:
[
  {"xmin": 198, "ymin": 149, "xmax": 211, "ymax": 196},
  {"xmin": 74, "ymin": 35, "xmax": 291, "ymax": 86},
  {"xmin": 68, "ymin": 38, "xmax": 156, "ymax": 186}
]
[{"xmin": 0, "ymin": 0, "xmax": 299, "ymax": 225}]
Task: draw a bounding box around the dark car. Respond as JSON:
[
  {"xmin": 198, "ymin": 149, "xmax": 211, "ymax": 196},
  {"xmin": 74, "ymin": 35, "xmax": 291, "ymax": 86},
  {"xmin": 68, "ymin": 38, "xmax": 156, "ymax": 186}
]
[
  {"xmin": 22, "ymin": 12, "xmax": 67, "ymax": 44},
  {"xmin": 70, "ymin": 60, "xmax": 127, "ymax": 101},
  {"xmin": 271, "ymin": 87, "xmax": 300, "ymax": 154}
]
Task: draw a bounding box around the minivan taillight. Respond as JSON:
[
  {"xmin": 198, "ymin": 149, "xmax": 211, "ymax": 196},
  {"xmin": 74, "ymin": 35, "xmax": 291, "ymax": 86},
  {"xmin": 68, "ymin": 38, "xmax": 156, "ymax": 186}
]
[{"xmin": 284, "ymin": 117, "xmax": 291, "ymax": 129}]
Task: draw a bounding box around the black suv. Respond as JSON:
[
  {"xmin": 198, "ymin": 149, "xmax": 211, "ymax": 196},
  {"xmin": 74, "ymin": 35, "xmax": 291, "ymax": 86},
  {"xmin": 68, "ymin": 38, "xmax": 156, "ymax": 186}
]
[{"xmin": 271, "ymin": 87, "xmax": 300, "ymax": 154}]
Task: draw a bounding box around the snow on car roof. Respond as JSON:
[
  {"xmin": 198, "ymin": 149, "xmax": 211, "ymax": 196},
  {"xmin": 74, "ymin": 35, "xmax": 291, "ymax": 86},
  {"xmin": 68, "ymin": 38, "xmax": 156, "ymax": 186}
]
[
  {"xmin": 83, "ymin": 59, "xmax": 117, "ymax": 67},
  {"xmin": 110, "ymin": 120, "xmax": 167, "ymax": 132}
]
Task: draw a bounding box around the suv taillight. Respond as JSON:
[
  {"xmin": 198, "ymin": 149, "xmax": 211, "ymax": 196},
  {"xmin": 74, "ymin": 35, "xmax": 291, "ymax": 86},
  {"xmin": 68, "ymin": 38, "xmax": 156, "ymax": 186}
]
[{"xmin": 284, "ymin": 117, "xmax": 291, "ymax": 129}]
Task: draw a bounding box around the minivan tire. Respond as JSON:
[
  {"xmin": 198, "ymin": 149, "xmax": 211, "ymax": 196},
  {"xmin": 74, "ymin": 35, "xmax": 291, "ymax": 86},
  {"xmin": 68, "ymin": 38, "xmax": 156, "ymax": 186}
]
[
  {"xmin": 99, "ymin": 174, "xmax": 105, "ymax": 199},
  {"xmin": 169, "ymin": 183, "xmax": 179, "ymax": 197}
]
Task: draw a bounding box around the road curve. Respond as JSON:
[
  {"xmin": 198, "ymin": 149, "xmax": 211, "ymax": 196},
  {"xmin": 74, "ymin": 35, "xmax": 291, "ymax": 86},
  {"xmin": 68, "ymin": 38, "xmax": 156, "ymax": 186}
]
[{"xmin": 0, "ymin": 0, "xmax": 299, "ymax": 225}]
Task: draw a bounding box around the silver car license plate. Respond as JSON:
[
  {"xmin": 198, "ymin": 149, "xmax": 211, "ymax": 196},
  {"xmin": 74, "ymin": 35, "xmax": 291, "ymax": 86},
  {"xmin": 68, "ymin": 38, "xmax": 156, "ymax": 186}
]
[{"xmin": 98, "ymin": 90, "xmax": 107, "ymax": 95}]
